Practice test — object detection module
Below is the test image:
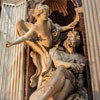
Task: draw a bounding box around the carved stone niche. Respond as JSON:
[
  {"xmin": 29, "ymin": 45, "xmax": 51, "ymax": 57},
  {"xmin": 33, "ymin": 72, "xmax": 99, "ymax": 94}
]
[{"xmin": 24, "ymin": 0, "xmax": 92, "ymax": 100}]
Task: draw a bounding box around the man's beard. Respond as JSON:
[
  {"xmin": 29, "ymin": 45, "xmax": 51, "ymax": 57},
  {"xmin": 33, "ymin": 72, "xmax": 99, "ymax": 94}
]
[{"xmin": 68, "ymin": 41, "xmax": 76, "ymax": 48}]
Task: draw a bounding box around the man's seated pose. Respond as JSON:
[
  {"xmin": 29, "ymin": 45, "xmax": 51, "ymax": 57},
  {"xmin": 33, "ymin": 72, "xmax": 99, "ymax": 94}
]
[{"xmin": 29, "ymin": 31, "xmax": 87, "ymax": 100}]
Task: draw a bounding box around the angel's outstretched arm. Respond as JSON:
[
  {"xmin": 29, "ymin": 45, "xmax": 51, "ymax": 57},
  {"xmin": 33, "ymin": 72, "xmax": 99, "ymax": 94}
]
[
  {"xmin": 59, "ymin": 7, "xmax": 83, "ymax": 32},
  {"xmin": 6, "ymin": 20, "xmax": 36, "ymax": 48}
]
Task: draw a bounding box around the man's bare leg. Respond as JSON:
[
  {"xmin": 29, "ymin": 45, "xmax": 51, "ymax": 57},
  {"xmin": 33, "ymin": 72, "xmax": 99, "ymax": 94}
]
[
  {"xmin": 29, "ymin": 66, "xmax": 66, "ymax": 100},
  {"xmin": 54, "ymin": 79, "xmax": 74, "ymax": 100}
]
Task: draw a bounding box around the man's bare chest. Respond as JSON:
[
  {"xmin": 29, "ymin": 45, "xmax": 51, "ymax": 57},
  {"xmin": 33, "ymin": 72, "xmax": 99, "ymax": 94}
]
[{"xmin": 55, "ymin": 50, "xmax": 85, "ymax": 63}]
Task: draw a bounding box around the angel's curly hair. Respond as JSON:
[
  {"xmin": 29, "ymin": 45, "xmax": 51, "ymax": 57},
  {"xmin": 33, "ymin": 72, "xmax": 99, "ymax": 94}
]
[{"xmin": 32, "ymin": 4, "xmax": 49, "ymax": 19}]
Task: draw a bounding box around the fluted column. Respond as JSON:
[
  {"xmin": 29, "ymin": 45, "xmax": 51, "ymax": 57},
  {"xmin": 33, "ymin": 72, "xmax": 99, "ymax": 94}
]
[
  {"xmin": 0, "ymin": 1, "xmax": 27, "ymax": 100},
  {"xmin": 82, "ymin": 0, "xmax": 100, "ymax": 100}
]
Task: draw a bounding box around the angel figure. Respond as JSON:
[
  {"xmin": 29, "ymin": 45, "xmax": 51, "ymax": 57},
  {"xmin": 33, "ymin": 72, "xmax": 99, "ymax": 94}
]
[{"xmin": 6, "ymin": 4, "xmax": 83, "ymax": 88}]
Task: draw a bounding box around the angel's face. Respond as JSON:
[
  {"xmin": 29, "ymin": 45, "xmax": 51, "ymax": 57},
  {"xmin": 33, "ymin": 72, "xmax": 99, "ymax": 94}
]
[{"xmin": 36, "ymin": 5, "xmax": 49, "ymax": 21}]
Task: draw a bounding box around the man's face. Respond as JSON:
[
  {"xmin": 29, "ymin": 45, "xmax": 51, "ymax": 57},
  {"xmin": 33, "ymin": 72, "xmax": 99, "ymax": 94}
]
[{"xmin": 64, "ymin": 31, "xmax": 81, "ymax": 49}]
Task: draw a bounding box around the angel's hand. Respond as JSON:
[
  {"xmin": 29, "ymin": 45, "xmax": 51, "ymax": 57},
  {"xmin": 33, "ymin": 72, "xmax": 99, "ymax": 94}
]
[
  {"xmin": 5, "ymin": 41, "xmax": 12, "ymax": 48},
  {"xmin": 71, "ymin": 22, "xmax": 77, "ymax": 27},
  {"xmin": 73, "ymin": 7, "xmax": 83, "ymax": 24},
  {"xmin": 75, "ymin": 7, "xmax": 83, "ymax": 13},
  {"xmin": 70, "ymin": 21, "xmax": 78, "ymax": 29}
]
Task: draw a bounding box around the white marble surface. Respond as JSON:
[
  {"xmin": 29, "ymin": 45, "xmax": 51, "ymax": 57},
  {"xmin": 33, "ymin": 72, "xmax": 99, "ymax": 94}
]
[{"xmin": 0, "ymin": 1, "xmax": 27, "ymax": 100}]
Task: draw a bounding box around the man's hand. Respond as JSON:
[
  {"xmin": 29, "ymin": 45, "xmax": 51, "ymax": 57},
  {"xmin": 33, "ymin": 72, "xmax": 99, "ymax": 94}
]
[
  {"xmin": 71, "ymin": 63, "xmax": 85, "ymax": 73},
  {"xmin": 5, "ymin": 41, "xmax": 12, "ymax": 48}
]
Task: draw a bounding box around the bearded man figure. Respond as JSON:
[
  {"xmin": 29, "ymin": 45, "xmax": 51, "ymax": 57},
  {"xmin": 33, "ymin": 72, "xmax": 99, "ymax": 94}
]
[{"xmin": 29, "ymin": 31, "xmax": 87, "ymax": 100}]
